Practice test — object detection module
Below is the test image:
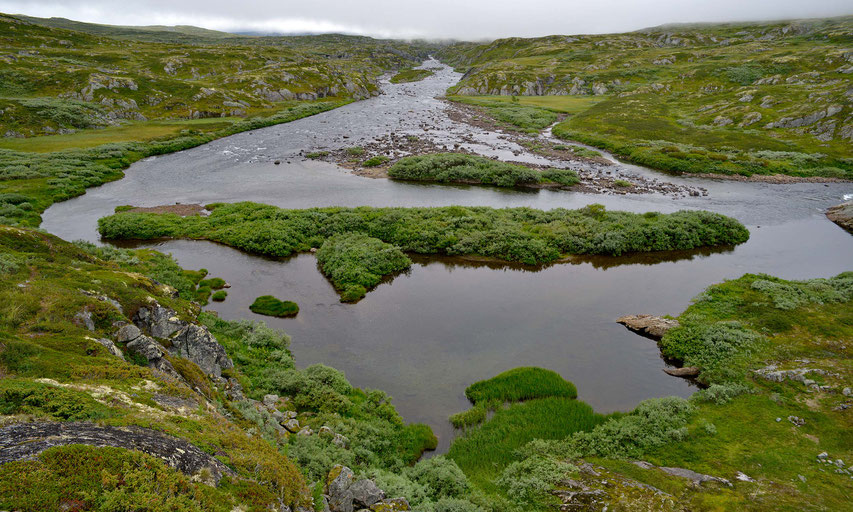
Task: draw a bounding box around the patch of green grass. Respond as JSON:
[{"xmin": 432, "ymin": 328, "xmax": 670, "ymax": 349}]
[
  {"xmin": 453, "ymin": 95, "xmax": 603, "ymax": 114},
  {"xmin": 362, "ymin": 155, "xmax": 390, "ymax": 167},
  {"xmin": 465, "ymin": 367, "xmax": 578, "ymax": 404},
  {"xmin": 199, "ymin": 277, "xmax": 227, "ymax": 289},
  {"xmin": 613, "ymin": 179, "xmax": 633, "ymax": 187},
  {"xmin": 249, "ymin": 295, "xmax": 299, "ymax": 317},
  {"xmin": 390, "ymin": 68, "xmax": 434, "ymax": 83},
  {"xmin": 305, "ymin": 151, "xmax": 329, "ymax": 159},
  {"xmin": 345, "ymin": 146, "xmax": 365, "ymax": 156},
  {"xmin": 211, "ymin": 290, "xmax": 227, "ymax": 302}
]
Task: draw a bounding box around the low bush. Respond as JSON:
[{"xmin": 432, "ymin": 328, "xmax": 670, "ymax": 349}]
[
  {"xmin": 389, "ymin": 153, "xmax": 564, "ymax": 188},
  {"xmin": 564, "ymin": 397, "xmax": 694, "ymax": 459},
  {"xmin": 249, "ymin": 295, "xmax": 299, "ymax": 317},
  {"xmin": 362, "ymin": 155, "xmax": 390, "ymax": 167},
  {"xmin": 212, "ymin": 290, "xmax": 227, "ymax": 301}
]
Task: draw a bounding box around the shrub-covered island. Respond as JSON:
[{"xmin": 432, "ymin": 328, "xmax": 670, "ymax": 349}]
[
  {"xmin": 250, "ymin": 295, "xmax": 300, "ymax": 317},
  {"xmin": 97, "ymin": 202, "xmax": 749, "ymax": 300},
  {"xmin": 388, "ymin": 153, "xmax": 580, "ymax": 188}
]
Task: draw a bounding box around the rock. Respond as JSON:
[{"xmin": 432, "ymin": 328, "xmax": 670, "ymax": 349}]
[
  {"xmin": 73, "ymin": 310, "xmax": 95, "ymax": 331},
  {"xmin": 735, "ymin": 471, "xmax": 755, "ymax": 482},
  {"xmin": 798, "ymin": 474, "xmax": 807, "ymax": 482},
  {"xmin": 788, "ymin": 415, "xmax": 805, "ymax": 427},
  {"xmin": 134, "ymin": 302, "xmax": 234, "ymax": 378},
  {"xmin": 116, "ymin": 324, "xmax": 141, "ymax": 343},
  {"xmin": 333, "ymin": 433, "xmax": 350, "ymax": 449},
  {"xmin": 663, "ymin": 366, "xmax": 700, "ymax": 378},
  {"xmin": 284, "ymin": 419, "xmax": 300, "ymax": 433},
  {"xmin": 169, "ymin": 324, "xmax": 234, "ymax": 378},
  {"xmin": 818, "ymin": 452, "xmax": 829, "ymax": 459},
  {"xmin": 659, "ymin": 466, "xmax": 732, "ymax": 487},
  {"xmin": 826, "ymin": 202, "xmax": 853, "ymax": 234},
  {"xmin": 617, "ymin": 314, "xmax": 678, "ymax": 340},
  {"xmin": 126, "ymin": 334, "xmax": 181, "ymax": 379},
  {"xmin": 298, "ymin": 427, "xmax": 314, "ymax": 436},
  {"xmin": 350, "ymin": 479, "xmax": 385, "ymax": 507},
  {"xmin": 713, "ymin": 116, "xmax": 733, "ymax": 127},
  {"xmin": 263, "ymin": 394, "xmax": 280, "ymax": 408},
  {"xmin": 843, "ymin": 387, "xmax": 852, "ymax": 397},
  {"xmin": 319, "ymin": 425, "xmax": 334, "ymax": 437},
  {"xmin": 134, "ymin": 303, "xmax": 184, "ymax": 339},
  {"xmin": 95, "ymin": 338, "xmax": 124, "ymax": 360},
  {"xmin": 0, "ymin": 421, "xmax": 234, "ymax": 484},
  {"xmin": 283, "ymin": 410, "xmax": 298, "ymax": 420}
]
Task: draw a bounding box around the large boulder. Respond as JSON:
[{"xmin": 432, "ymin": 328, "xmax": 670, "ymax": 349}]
[
  {"xmin": 617, "ymin": 315, "xmax": 679, "ymax": 340},
  {"xmin": 350, "ymin": 479, "xmax": 385, "ymax": 508}
]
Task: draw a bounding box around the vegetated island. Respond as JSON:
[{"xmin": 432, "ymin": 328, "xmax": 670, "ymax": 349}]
[
  {"xmin": 390, "ymin": 68, "xmax": 435, "ymax": 83},
  {"xmin": 387, "ymin": 153, "xmax": 579, "ymax": 189},
  {"xmin": 250, "ymin": 295, "xmax": 300, "ymax": 317},
  {"xmin": 442, "ymin": 272, "xmax": 853, "ymax": 510},
  {"xmin": 97, "ymin": 202, "xmax": 750, "ymax": 301}
]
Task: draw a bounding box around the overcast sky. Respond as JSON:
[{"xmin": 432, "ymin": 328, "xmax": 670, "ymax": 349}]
[{"xmin": 2, "ymin": 0, "xmax": 851, "ymax": 40}]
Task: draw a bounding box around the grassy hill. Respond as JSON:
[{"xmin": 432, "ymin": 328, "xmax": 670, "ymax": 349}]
[{"xmin": 438, "ymin": 17, "xmax": 853, "ymax": 178}]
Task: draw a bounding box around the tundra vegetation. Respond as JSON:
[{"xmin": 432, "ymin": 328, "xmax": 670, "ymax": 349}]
[
  {"xmin": 96, "ymin": 202, "xmax": 749, "ymax": 300},
  {"xmin": 440, "ymin": 17, "xmax": 853, "ymax": 178},
  {"xmin": 388, "ymin": 153, "xmax": 580, "ymax": 188}
]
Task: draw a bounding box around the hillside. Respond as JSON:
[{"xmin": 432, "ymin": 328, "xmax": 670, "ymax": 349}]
[
  {"xmin": 438, "ymin": 17, "xmax": 853, "ymax": 178},
  {"xmin": 0, "ymin": 13, "xmax": 429, "ymax": 137}
]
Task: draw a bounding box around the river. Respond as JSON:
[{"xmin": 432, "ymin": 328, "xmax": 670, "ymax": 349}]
[{"xmin": 42, "ymin": 60, "xmax": 853, "ymax": 452}]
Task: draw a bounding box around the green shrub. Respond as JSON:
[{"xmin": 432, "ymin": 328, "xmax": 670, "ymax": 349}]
[
  {"xmin": 692, "ymin": 383, "xmax": 753, "ymax": 405},
  {"xmin": 496, "ymin": 455, "xmax": 576, "ymax": 504},
  {"xmin": 659, "ymin": 322, "xmax": 765, "ymax": 382},
  {"xmin": 449, "ymin": 405, "xmax": 488, "ymax": 429},
  {"xmin": 316, "ymin": 233, "xmax": 412, "ymax": 302},
  {"xmin": 565, "ymin": 397, "xmax": 694, "ymax": 459},
  {"xmin": 250, "ymin": 295, "xmax": 299, "ymax": 317},
  {"xmin": 408, "ymin": 456, "xmax": 470, "ymax": 499},
  {"xmin": 212, "ymin": 290, "xmax": 227, "ymax": 301},
  {"xmin": 345, "ymin": 146, "xmax": 365, "ymax": 156},
  {"xmin": 305, "ymin": 151, "xmax": 329, "ymax": 159},
  {"xmin": 389, "ymin": 153, "xmax": 545, "ymax": 188},
  {"xmin": 614, "ymin": 179, "xmax": 633, "ymax": 187}
]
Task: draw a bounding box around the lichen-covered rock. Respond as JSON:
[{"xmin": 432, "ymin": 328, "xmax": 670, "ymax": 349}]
[
  {"xmin": 369, "ymin": 498, "xmax": 410, "ymax": 511},
  {"xmin": 126, "ymin": 334, "xmax": 181, "ymax": 379},
  {"xmin": 133, "ymin": 303, "xmax": 184, "ymax": 338},
  {"xmin": 0, "ymin": 422, "xmax": 234, "ymax": 485}
]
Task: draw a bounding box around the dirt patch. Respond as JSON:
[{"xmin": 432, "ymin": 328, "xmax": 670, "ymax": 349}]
[{"xmin": 126, "ymin": 204, "xmax": 207, "ymax": 216}]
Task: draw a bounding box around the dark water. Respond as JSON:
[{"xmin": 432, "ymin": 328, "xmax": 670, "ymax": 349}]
[{"xmin": 41, "ymin": 61, "xmax": 853, "ymax": 452}]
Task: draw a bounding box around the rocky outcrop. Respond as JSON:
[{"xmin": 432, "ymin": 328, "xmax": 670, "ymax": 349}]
[
  {"xmin": 826, "ymin": 202, "xmax": 853, "ymax": 233},
  {"xmin": 325, "ymin": 465, "xmax": 409, "ymax": 512},
  {"xmin": 0, "ymin": 421, "xmax": 234, "ymax": 485},
  {"xmin": 632, "ymin": 460, "xmax": 731, "ymax": 487},
  {"xmin": 617, "ymin": 315, "xmax": 678, "ymax": 340},
  {"xmin": 133, "ymin": 302, "xmax": 234, "ymax": 378},
  {"xmin": 764, "ymin": 105, "xmax": 843, "ymax": 130}
]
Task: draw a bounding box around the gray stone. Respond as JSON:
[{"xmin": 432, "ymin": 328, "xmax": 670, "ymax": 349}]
[
  {"xmin": 126, "ymin": 334, "xmax": 181, "ymax": 379},
  {"xmin": 116, "ymin": 324, "xmax": 141, "ymax": 343},
  {"xmin": 659, "ymin": 466, "xmax": 732, "ymax": 487},
  {"xmin": 73, "ymin": 310, "xmax": 95, "ymax": 331},
  {"xmin": 133, "ymin": 303, "xmax": 185, "ymax": 339},
  {"xmin": 263, "ymin": 394, "xmax": 280, "ymax": 408},
  {"xmin": 333, "ymin": 433, "xmax": 350, "ymax": 449},
  {"xmin": 284, "ymin": 419, "xmax": 300, "ymax": 433},
  {"xmin": 350, "ymin": 479, "xmax": 385, "ymax": 508},
  {"xmin": 95, "ymin": 338, "xmax": 124, "ymax": 360},
  {"xmin": 370, "ymin": 498, "xmax": 410, "ymax": 511}
]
